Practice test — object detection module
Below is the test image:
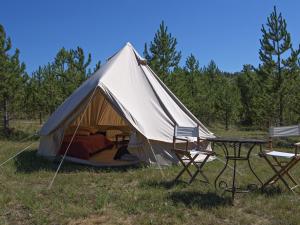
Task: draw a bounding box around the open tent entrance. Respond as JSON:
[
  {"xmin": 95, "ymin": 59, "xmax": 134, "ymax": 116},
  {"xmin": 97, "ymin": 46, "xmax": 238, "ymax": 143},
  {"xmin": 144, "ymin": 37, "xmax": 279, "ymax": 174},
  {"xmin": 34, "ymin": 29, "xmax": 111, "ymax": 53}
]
[{"xmin": 59, "ymin": 88, "xmax": 140, "ymax": 167}]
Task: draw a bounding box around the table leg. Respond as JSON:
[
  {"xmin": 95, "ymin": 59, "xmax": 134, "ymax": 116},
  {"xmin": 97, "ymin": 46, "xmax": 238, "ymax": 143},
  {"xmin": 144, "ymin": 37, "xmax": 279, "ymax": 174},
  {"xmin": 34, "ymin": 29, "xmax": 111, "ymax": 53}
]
[
  {"xmin": 214, "ymin": 143, "xmax": 229, "ymax": 190},
  {"xmin": 247, "ymin": 144, "xmax": 263, "ymax": 187},
  {"xmin": 211, "ymin": 140, "xmax": 267, "ymax": 203},
  {"xmin": 232, "ymin": 158, "xmax": 237, "ymax": 203},
  {"xmin": 231, "ymin": 144, "xmax": 238, "ymax": 203}
]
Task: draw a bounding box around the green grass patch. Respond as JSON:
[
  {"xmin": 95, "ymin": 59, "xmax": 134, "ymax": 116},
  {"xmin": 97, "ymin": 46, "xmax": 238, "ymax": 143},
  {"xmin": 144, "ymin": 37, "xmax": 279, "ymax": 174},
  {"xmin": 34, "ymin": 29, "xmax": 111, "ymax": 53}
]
[{"xmin": 0, "ymin": 121, "xmax": 299, "ymax": 224}]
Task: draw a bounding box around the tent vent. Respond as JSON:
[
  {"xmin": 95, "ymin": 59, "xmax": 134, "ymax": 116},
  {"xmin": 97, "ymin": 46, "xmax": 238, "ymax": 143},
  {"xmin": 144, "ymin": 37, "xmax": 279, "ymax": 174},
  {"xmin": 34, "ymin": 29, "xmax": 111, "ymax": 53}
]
[{"xmin": 137, "ymin": 58, "xmax": 147, "ymax": 65}]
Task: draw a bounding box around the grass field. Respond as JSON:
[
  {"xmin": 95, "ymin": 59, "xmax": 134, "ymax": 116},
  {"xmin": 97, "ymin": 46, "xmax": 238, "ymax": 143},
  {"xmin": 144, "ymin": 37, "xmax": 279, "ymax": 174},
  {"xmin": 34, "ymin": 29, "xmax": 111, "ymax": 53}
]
[{"xmin": 0, "ymin": 121, "xmax": 299, "ymax": 225}]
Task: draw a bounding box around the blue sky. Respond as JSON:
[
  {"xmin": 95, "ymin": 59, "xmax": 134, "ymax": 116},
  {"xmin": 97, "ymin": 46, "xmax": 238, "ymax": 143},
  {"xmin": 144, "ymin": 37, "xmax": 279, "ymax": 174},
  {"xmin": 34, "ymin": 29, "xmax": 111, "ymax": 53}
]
[{"xmin": 1, "ymin": 0, "xmax": 299, "ymax": 74}]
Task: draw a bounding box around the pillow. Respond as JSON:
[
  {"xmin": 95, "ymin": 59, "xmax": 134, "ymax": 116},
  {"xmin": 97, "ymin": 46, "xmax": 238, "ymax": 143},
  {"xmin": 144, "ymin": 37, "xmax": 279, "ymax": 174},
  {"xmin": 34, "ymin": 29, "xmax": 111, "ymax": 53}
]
[
  {"xmin": 88, "ymin": 126, "xmax": 99, "ymax": 134},
  {"xmin": 64, "ymin": 128, "xmax": 90, "ymax": 136},
  {"xmin": 76, "ymin": 130, "xmax": 90, "ymax": 136},
  {"xmin": 64, "ymin": 125, "xmax": 98, "ymax": 136},
  {"xmin": 79, "ymin": 126, "xmax": 98, "ymax": 134}
]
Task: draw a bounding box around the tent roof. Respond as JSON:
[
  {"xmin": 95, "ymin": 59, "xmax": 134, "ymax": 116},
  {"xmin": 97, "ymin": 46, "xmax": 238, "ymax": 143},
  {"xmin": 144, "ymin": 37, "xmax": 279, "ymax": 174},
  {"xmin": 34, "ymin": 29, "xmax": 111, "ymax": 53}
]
[{"xmin": 39, "ymin": 42, "xmax": 213, "ymax": 142}]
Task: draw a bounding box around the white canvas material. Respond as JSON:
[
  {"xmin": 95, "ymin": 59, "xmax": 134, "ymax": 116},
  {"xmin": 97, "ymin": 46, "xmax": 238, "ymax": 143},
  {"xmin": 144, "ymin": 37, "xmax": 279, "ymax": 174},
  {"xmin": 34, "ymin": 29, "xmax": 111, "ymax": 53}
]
[
  {"xmin": 38, "ymin": 42, "xmax": 214, "ymax": 165},
  {"xmin": 269, "ymin": 125, "xmax": 300, "ymax": 137},
  {"xmin": 182, "ymin": 150, "xmax": 216, "ymax": 163},
  {"xmin": 175, "ymin": 126, "xmax": 199, "ymax": 138},
  {"xmin": 266, "ymin": 151, "xmax": 297, "ymax": 158}
]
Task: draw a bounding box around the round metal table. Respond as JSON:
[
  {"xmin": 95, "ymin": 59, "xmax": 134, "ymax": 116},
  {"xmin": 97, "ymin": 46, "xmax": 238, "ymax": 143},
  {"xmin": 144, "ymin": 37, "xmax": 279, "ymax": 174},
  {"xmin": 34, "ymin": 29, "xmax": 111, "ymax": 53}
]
[{"xmin": 207, "ymin": 137, "xmax": 267, "ymax": 203}]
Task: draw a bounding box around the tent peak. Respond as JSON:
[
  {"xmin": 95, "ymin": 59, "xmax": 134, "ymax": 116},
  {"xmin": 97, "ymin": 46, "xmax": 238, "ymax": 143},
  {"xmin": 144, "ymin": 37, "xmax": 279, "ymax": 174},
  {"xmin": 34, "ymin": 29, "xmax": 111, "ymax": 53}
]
[{"xmin": 125, "ymin": 42, "xmax": 147, "ymax": 65}]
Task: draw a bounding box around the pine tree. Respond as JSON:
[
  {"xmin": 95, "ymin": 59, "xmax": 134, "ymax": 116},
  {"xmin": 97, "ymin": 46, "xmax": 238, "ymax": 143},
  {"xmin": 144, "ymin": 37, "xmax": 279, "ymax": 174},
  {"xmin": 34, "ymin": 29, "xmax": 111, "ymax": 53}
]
[
  {"xmin": 53, "ymin": 47, "xmax": 91, "ymax": 99},
  {"xmin": 204, "ymin": 60, "xmax": 219, "ymax": 84},
  {"xmin": 143, "ymin": 21, "xmax": 181, "ymax": 82},
  {"xmin": 0, "ymin": 24, "xmax": 26, "ymax": 134},
  {"xmin": 87, "ymin": 60, "xmax": 101, "ymax": 76},
  {"xmin": 215, "ymin": 76, "xmax": 241, "ymax": 130},
  {"xmin": 93, "ymin": 60, "xmax": 101, "ymax": 73},
  {"xmin": 237, "ymin": 64, "xmax": 260, "ymax": 126},
  {"xmin": 199, "ymin": 60, "xmax": 221, "ymax": 125},
  {"xmin": 258, "ymin": 6, "xmax": 300, "ymax": 125},
  {"xmin": 27, "ymin": 47, "xmax": 93, "ymax": 119},
  {"xmin": 27, "ymin": 66, "xmax": 46, "ymax": 124},
  {"xmin": 185, "ymin": 54, "xmax": 199, "ymax": 73},
  {"xmin": 184, "ymin": 54, "xmax": 200, "ymax": 96},
  {"xmin": 284, "ymin": 51, "xmax": 300, "ymax": 123},
  {"xmin": 42, "ymin": 63, "xmax": 63, "ymax": 114}
]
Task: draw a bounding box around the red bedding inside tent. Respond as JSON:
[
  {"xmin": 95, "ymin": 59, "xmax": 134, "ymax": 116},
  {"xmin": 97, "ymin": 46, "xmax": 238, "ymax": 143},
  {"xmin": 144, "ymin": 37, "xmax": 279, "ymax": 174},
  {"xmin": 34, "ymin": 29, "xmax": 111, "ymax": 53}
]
[{"xmin": 59, "ymin": 134, "xmax": 114, "ymax": 159}]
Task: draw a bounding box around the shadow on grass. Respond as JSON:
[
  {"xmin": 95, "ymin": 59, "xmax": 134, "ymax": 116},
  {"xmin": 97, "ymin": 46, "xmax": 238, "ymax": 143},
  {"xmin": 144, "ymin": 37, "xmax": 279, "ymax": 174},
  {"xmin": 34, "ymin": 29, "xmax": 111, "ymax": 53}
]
[
  {"xmin": 140, "ymin": 179, "xmax": 189, "ymax": 189},
  {"xmin": 14, "ymin": 149, "xmax": 142, "ymax": 174},
  {"xmin": 260, "ymin": 186, "xmax": 284, "ymax": 196},
  {"xmin": 0, "ymin": 129, "xmax": 39, "ymax": 141},
  {"xmin": 169, "ymin": 191, "xmax": 231, "ymax": 209}
]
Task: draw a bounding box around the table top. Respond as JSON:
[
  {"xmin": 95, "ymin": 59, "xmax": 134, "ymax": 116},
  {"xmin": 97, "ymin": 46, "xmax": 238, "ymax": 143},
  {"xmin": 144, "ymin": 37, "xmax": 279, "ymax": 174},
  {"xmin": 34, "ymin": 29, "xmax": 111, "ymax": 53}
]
[{"xmin": 206, "ymin": 137, "xmax": 267, "ymax": 144}]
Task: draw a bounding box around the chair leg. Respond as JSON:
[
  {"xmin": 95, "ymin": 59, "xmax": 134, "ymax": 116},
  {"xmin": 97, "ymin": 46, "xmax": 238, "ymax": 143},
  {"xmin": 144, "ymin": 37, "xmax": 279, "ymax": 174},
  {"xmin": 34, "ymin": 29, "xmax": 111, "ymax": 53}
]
[
  {"xmin": 272, "ymin": 157, "xmax": 299, "ymax": 186},
  {"xmin": 270, "ymin": 157, "xmax": 290, "ymax": 185},
  {"xmin": 173, "ymin": 152, "xmax": 213, "ymax": 185},
  {"xmin": 182, "ymin": 154, "xmax": 198, "ymax": 178},
  {"xmin": 261, "ymin": 156, "xmax": 281, "ymax": 186},
  {"xmin": 199, "ymin": 170, "xmax": 210, "ymax": 183},
  {"xmin": 262, "ymin": 156, "xmax": 292, "ymax": 191},
  {"xmin": 175, "ymin": 160, "xmax": 191, "ymax": 181},
  {"xmin": 189, "ymin": 154, "xmax": 210, "ymax": 184},
  {"xmin": 174, "ymin": 153, "xmax": 196, "ymax": 182},
  {"xmin": 262, "ymin": 156, "xmax": 296, "ymax": 191},
  {"xmin": 279, "ymin": 158, "xmax": 300, "ymax": 191}
]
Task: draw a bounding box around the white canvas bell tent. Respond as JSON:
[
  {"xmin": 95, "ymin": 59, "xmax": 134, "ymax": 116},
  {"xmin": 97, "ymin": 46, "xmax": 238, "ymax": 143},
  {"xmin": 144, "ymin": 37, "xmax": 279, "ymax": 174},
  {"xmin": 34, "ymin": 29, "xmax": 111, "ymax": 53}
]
[{"xmin": 38, "ymin": 42, "xmax": 214, "ymax": 166}]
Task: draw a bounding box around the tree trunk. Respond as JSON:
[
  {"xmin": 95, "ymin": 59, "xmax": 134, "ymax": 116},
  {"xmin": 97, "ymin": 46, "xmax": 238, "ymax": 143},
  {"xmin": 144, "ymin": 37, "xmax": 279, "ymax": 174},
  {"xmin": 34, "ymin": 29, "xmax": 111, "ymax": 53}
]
[
  {"xmin": 225, "ymin": 111, "xmax": 229, "ymax": 130},
  {"xmin": 279, "ymin": 93, "xmax": 284, "ymax": 126},
  {"xmin": 39, "ymin": 111, "xmax": 42, "ymax": 125},
  {"xmin": 3, "ymin": 98, "xmax": 9, "ymax": 133},
  {"xmin": 276, "ymin": 38, "xmax": 283, "ymax": 126}
]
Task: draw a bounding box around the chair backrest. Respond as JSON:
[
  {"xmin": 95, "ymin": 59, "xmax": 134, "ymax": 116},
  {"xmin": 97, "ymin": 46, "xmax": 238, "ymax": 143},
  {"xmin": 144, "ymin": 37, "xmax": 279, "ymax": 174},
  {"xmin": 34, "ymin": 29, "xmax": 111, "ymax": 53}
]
[
  {"xmin": 174, "ymin": 125, "xmax": 199, "ymax": 138},
  {"xmin": 269, "ymin": 125, "xmax": 300, "ymax": 137},
  {"xmin": 268, "ymin": 125, "xmax": 300, "ymax": 149}
]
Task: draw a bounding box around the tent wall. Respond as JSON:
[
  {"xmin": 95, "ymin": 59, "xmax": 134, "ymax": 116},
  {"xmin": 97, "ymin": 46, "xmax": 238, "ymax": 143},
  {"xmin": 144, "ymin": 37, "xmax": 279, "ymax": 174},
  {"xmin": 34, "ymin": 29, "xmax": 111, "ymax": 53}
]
[
  {"xmin": 144, "ymin": 66, "xmax": 213, "ymax": 137},
  {"xmin": 128, "ymin": 132, "xmax": 213, "ymax": 165},
  {"xmin": 104, "ymin": 131, "xmax": 173, "ymax": 165},
  {"xmin": 128, "ymin": 139, "xmax": 178, "ymax": 166},
  {"xmin": 38, "ymin": 127, "xmax": 64, "ymax": 158}
]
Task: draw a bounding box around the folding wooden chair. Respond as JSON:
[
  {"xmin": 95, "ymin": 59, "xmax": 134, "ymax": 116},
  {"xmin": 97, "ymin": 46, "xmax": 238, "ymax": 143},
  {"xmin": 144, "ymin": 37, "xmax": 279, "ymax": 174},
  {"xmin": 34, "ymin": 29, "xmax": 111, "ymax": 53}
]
[
  {"xmin": 259, "ymin": 125, "xmax": 300, "ymax": 193},
  {"xmin": 171, "ymin": 125, "xmax": 214, "ymax": 184}
]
